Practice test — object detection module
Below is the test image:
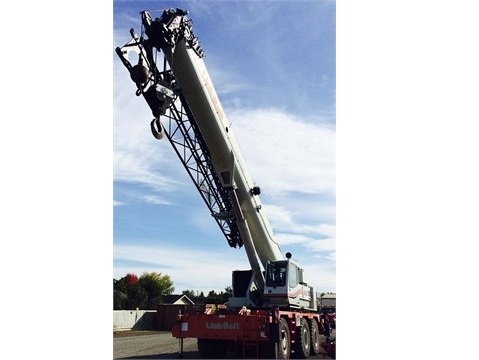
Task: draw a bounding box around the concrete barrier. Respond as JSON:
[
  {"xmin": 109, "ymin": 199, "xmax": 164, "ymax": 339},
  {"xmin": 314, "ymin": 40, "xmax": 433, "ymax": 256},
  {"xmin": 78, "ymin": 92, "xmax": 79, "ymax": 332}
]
[{"xmin": 113, "ymin": 310, "xmax": 157, "ymax": 330}]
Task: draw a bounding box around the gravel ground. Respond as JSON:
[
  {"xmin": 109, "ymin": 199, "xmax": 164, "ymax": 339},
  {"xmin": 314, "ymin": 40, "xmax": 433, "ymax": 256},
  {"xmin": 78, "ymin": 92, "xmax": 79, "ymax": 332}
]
[
  {"xmin": 114, "ymin": 330, "xmax": 199, "ymax": 359},
  {"xmin": 113, "ymin": 330, "xmax": 335, "ymax": 359}
]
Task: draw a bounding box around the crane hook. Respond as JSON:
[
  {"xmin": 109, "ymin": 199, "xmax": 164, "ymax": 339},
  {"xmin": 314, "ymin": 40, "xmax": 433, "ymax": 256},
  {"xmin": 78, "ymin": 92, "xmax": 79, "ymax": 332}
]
[{"xmin": 150, "ymin": 118, "xmax": 165, "ymax": 140}]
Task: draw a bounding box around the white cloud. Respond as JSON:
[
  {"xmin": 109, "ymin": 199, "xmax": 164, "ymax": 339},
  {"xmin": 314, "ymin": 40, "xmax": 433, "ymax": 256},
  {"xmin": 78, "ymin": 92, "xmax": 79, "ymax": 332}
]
[
  {"xmin": 266, "ymin": 204, "xmax": 335, "ymax": 235},
  {"xmin": 114, "ymin": 151, "xmax": 179, "ymax": 191},
  {"xmin": 263, "ymin": 204, "xmax": 296, "ymax": 228},
  {"xmin": 276, "ymin": 233, "xmax": 310, "ymax": 246},
  {"xmin": 300, "ymin": 260, "xmax": 336, "ymax": 294},
  {"xmin": 208, "ymin": 67, "xmax": 252, "ymax": 97},
  {"xmin": 304, "ymin": 237, "xmax": 336, "ymax": 252},
  {"xmin": 276, "ymin": 233, "xmax": 335, "ymax": 254},
  {"xmin": 139, "ymin": 195, "xmax": 174, "ymax": 206},
  {"xmin": 228, "ymin": 108, "xmax": 335, "ymax": 196}
]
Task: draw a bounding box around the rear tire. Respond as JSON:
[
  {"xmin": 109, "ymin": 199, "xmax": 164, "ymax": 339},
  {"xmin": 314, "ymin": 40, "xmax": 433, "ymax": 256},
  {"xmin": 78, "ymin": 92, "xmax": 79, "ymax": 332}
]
[
  {"xmin": 294, "ymin": 318, "xmax": 310, "ymax": 358},
  {"xmin": 309, "ymin": 319, "xmax": 321, "ymax": 355}
]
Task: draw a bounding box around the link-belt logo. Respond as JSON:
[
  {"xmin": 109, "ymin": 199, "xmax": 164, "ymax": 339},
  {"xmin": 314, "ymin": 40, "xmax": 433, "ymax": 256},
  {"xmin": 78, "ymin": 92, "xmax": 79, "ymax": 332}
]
[{"xmin": 206, "ymin": 322, "xmax": 240, "ymax": 330}]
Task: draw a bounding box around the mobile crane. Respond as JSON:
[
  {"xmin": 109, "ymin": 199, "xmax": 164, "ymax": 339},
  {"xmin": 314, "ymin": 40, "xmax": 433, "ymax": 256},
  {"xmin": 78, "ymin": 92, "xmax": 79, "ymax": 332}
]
[{"xmin": 116, "ymin": 8, "xmax": 333, "ymax": 359}]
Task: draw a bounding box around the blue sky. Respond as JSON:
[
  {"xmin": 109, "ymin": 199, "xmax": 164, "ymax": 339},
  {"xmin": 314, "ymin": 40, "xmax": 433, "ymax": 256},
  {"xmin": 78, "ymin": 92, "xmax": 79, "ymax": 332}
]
[{"xmin": 113, "ymin": 0, "xmax": 336, "ymax": 295}]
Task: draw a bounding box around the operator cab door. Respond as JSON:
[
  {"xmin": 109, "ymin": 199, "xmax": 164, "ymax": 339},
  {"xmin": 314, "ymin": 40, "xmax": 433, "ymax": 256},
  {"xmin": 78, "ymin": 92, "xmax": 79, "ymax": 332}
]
[{"xmin": 264, "ymin": 260, "xmax": 290, "ymax": 306}]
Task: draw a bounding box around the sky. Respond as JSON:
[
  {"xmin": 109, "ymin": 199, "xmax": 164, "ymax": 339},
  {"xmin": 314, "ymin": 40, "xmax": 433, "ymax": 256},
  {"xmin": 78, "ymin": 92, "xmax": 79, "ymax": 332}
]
[{"xmin": 113, "ymin": 0, "xmax": 336, "ymax": 295}]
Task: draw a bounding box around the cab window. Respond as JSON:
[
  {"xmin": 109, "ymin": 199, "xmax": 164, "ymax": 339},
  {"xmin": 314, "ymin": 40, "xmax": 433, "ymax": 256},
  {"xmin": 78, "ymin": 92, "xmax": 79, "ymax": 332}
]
[{"xmin": 266, "ymin": 261, "xmax": 287, "ymax": 287}]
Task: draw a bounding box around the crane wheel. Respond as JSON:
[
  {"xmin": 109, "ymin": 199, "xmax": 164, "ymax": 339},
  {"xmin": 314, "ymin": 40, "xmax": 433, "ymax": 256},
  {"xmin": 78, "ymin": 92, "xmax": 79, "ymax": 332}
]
[
  {"xmin": 278, "ymin": 317, "xmax": 291, "ymax": 359},
  {"xmin": 294, "ymin": 318, "xmax": 311, "ymax": 358},
  {"xmin": 308, "ymin": 318, "xmax": 321, "ymax": 355}
]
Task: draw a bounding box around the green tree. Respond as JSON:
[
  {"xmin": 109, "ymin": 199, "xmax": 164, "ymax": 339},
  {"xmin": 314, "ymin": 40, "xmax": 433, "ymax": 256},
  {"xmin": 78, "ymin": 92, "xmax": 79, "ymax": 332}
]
[
  {"xmin": 113, "ymin": 289, "xmax": 127, "ymax": 309},
  {"xmin": 138, "ymin": 271, "xmax": 175, "ymax": 309},
  {"xmin": 221, "ymin": 286, "xmax": 233, "ymax": 303},
  {"xmin": 113, "ymin": 274, "xmax": 139, "ymax": 310},
  {"xmin": 204, "ymin": 287, "xmax": 233, "ymax": 304},
  {"xmin": 126, "ymin": 283, "xmax": 147, "ymax": 309},
  {"xmin": 113, "ymin": 277, "xmax": 127, "ymax": 294}
]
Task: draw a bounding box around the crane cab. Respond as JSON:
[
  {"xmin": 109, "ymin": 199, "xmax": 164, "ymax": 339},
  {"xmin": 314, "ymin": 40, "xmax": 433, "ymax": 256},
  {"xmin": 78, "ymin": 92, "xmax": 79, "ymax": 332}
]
[{"xmin": 263, "ymin": 255, "xmax": 317, "ymax": 311}]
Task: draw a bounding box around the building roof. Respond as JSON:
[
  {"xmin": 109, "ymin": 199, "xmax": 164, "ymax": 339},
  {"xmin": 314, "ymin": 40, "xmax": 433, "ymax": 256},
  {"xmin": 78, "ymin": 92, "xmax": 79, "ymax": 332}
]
[
  {"xmin": 321, "ymin": 293, "xmax": 336, "ymax": 299},
  {"xmin": 161, "ymin": 294, "xmax": 195, "ymax": 305}
]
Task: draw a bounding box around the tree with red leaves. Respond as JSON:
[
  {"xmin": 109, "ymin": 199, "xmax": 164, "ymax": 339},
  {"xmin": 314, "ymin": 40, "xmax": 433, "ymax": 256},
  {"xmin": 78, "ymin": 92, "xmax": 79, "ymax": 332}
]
[{"xmin": 126, "ymin": 273, "xmax": 138, "ymax": 285}]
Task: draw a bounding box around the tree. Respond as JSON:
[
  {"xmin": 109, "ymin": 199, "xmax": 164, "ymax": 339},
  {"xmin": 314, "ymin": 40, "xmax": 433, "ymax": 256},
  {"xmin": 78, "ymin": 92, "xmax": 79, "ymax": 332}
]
[
  {"xmin": 114, "ymin": 273, "xmax": 138, "ymax": 294},
  {"xmin": 114, "ymin": 290, "xmax": 127, "ymax": 310},
  {"xmin": 221, "ymin": 286, "xmax": 233, "ymax": 303},
  {"xmin": 113, "ymin": 275, "xmax": 134, "ymax": 310},
  {"xmin": 126, "ymin": 283, "xmax": 147, "ymax": 309},
  {"xmin": 126, "ymin": 273, "xmax": 139, "ymax": 285},
  {"xmin": 138, "ymin": 271, "xmax": 175, "ymax": 309},
  {"xmin": 181, "ymin": 289, "xmax": 196, "ymax": 299},
  {"xmin": 204, "ymin": 287, "xmax": 233, "ymax": 304},
  {"xmin": 113, "ymin": 271, "xmax": 175, "ymax": 310}
]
